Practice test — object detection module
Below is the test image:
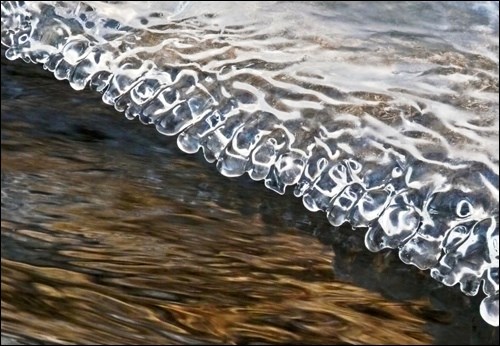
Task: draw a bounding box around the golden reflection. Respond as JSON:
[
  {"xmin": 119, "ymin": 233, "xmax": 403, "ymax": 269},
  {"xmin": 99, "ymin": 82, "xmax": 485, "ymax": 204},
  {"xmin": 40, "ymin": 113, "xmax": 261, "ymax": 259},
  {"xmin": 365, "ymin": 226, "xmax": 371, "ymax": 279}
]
[{"xmin": 2, "ymin": 208, "xmax": 432, "ymax": 345}]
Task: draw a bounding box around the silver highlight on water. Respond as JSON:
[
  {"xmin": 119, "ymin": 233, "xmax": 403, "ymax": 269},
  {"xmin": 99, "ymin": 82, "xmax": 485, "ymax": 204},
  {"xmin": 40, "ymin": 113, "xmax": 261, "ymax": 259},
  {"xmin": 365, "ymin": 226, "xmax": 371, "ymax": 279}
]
[{"xmin": 1, "ymin": 1, "xmax": 498, "ymax": 327}]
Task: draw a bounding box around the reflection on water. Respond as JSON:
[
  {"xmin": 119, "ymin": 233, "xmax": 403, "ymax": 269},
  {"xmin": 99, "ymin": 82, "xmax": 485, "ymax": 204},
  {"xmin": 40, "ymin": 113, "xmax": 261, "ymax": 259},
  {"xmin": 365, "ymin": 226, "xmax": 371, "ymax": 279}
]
[{"xmin": 1, "ymin": 53, "xmax": 498, "ymax": 344}]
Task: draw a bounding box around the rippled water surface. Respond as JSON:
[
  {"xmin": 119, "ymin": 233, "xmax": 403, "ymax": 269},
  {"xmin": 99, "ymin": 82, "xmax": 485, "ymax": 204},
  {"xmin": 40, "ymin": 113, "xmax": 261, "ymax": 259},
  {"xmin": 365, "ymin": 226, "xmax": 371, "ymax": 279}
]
[
  {"xmin": 1, "ymin": 0, "xmax": 499, "ymax": 343},
  {"xmin": 1, "ymin": 49, "xmax": 498, "ymax": 345}
]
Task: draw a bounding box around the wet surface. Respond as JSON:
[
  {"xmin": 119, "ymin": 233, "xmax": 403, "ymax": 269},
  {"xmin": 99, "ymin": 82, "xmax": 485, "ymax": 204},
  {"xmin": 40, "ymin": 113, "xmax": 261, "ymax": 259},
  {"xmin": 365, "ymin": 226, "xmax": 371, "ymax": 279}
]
[{"xmin": 1, "ymin": 52, "xmax": 498, "ymax": 344}]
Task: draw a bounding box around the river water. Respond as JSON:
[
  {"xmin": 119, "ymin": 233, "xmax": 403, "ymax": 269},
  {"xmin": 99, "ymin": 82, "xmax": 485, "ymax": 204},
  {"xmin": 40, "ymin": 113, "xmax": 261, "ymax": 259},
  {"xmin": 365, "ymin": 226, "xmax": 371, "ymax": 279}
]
[
  {"xmin": 1, "ymin": 1, "xmax": 499, "ymax": 344},
  {"xmin": 1, "ymin": 48, "xmax": 498, "ymax": 345}
]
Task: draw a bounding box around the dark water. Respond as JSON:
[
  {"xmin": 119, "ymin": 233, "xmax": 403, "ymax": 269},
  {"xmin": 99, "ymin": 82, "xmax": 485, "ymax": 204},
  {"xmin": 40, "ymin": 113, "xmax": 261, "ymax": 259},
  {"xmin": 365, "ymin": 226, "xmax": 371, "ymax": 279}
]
[{"xmin": 1, "ymin": 52, "xmax": 498, "ymax": 344}]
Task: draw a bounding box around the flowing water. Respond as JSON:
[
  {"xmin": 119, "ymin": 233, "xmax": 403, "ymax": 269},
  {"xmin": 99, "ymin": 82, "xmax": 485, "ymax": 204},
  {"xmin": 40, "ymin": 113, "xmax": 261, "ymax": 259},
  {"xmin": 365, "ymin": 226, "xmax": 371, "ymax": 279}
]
[{"xmin": 1, "ymin": 1, "xmax": 499, "ymax": 344}]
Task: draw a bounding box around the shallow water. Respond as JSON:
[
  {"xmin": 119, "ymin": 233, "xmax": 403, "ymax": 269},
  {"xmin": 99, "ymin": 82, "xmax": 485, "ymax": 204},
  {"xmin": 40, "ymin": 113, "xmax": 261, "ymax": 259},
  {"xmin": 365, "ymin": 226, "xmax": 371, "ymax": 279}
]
[
  {"xmin": 1, "ymin": 49, "xmax": 499, "ymax": 344},
  {"xmin": 2, "ymin": 2, "xmax": 498, "ymax": 323},
  {"xmin": 1, "ymin": 0, "xmax": 499, "ymax": 342}
]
